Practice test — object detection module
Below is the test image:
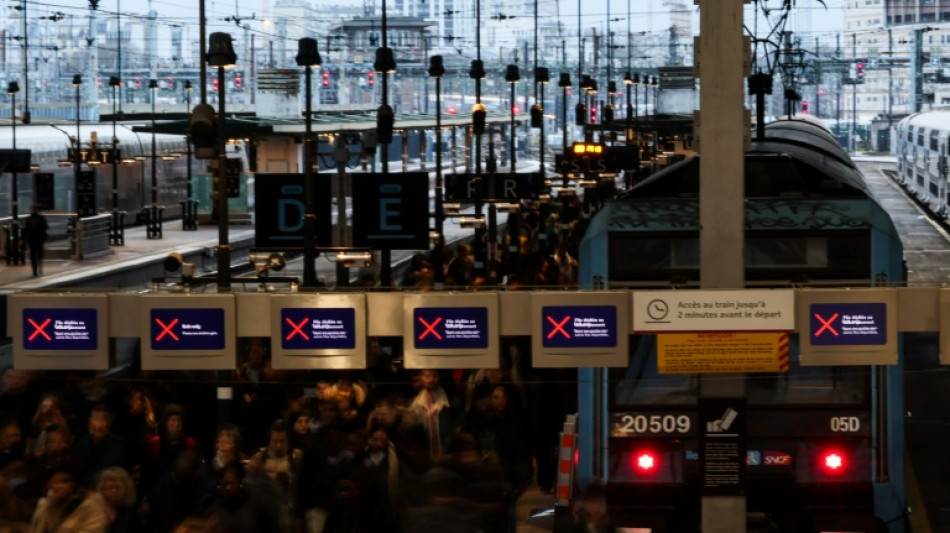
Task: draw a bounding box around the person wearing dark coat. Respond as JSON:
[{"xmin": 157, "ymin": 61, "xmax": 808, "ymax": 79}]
[
  {"xmin": 0, "ymin": 417, "xmax": 25, "ymax": 472},
  {"xmin": 200, "ymin": 461, "xmax": 282, "ymax": 533},
  {"xmin": 73, "ymin": 406, "xmax": 128, "ymax": 477},
  {"xmin": 140, "ymin": 449, "xmax": 210, "ymax": 533},
  {"xmin": 143, "ymin": 404, "xmax": 196, "ymax": 490},
  {"xmin": 22, "ymin": 204, "xmax": 48, "ymax": 277}
]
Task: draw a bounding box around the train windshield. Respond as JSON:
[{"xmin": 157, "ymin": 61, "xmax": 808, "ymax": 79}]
[
  {"xmin": 609, "ymin": 233, "xmax": 872, "ymax": 282},
  {"xmin": 612, "ymin": 335, "xmax": 869, "ymax": 407}
]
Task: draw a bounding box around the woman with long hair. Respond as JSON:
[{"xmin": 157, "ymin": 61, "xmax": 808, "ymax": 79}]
[{"xmin": 95, "ymin": 467, "xmax": 138, "ymax": 533}]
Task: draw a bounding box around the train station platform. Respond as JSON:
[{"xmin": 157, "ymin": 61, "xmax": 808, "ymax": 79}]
[
  {"xmin": 0, "ymin": 217, "xmax": 443, "ymax": 292},
  {"xmin": 0, "ymin": 221, "xmax": 256, "ymax": 291}
]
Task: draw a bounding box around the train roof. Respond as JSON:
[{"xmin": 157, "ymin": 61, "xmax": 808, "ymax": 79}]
[
  {"xmin": 626, "ymin": 117, "xmax": 867, "ymax": 198},
  {"xmin": 0, "ymin": 122, "xmax": 185, "ymax": 158},
  {"xmin": 897, "ymin": 110, "xmax": 950, "ymax": 131}
]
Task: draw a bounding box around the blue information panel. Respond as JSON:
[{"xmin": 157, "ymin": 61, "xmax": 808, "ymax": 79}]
[
  {"xmin": 22, "ymin": 308, "xmax": 98, "ymax": 351},
  {"xmin": 150, "ymin": 308, "xmax": 226, "ymax": 350},
  {"xmin": 541, "ymin": 305, "xmax": 618, "ymax": 349},
  {"xmin": 280, "ymin": 308, "xmax": 356, "ymax": 350},
  {"xmin": 810, "ymin": 303, "xmax": 887, "ymax": 346},
  {"xmin": 413, "ymin": 307, "xmax": 489, "ymax": 350}
]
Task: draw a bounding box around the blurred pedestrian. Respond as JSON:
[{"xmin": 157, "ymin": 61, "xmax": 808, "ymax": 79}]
[
  {"xmin": 95, "ymin": 467, "xmax": 138, "ymax": 533},
  {"xmin": 31, "ymin": 462, "xmax": 109, "ymax": 533},
  {"xmin": 73, "ymin": 405, "xmax": 128, "ymax": 476},
  {"xmin": 572, "ymin": 483, "xmax": 614, "ymax": 533},
  {"xmin": 141, "ymin": 449, "xmax": 210, "ymax": 533},
  {"xmin": 144, "ymin": 404, "xmax": 196, "ymax": 489},
  {"xmin": 408, "ymin": 370, "xmax": 459, "ymax": 461},
  {"xmin": 0, "ymin": 417, "xmax": 25, "ymax": 471},
  {"xmin": 208, "ymin": 425, "xmax": 245, "ymax": 474},
  {"xmin": 23, "ymin": 204, "xmax": 48, "ymax": 277},
  {"xmin": 248, "ymin": 420, "xmax": 301, "ymax": 524},
  {"xmin": 203, "ymin": 461, "xmax": 281, "ymax": 533}
]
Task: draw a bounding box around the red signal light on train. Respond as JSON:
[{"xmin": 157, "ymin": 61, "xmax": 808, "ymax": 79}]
[
  {"xmin": 820, "ymin": 449, "xmax": 847, "ymax": 474},
  {"xmin": 633, "ymin": 450, "xmax": 658, "ymax": 473}
]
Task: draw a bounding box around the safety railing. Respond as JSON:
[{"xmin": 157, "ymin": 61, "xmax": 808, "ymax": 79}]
[
  {"xmin": 1, "ymin": 219, "xmax": 25, "ymax": 265},
  {"xmin": 68, "ymin": 214, "xmax": 113, "ymax": 260}
]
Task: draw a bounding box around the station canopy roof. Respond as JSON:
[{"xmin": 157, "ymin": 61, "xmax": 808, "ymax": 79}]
[{"xmin": 132, "ymin": 110, "xmax": 528, "ymax": 138}]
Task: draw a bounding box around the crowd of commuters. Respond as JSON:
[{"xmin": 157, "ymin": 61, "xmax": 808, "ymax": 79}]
[
  {"xmin": 0, "ymin": 198, "xmax": 598, "ymax": 532},
  {"xmin": 0, "ymin": 335, "xmax": 576, "ymax": 533},
  {"xmin": 398, "ymin": 197, "xmax": 593, "ymax": 290}
]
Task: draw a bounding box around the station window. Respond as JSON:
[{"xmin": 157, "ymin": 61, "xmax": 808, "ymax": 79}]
[
  {"xmin": 931, "ymin": 131, "xmax": 940, "ymax": 151},
  {"xmin": 931, "ymin": 182, "xmax": 939, "ymax": 196}
]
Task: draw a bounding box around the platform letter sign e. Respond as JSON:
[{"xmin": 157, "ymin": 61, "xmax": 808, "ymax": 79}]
[
  {"xmin": 380, "ymin": 183, "xmax": 403, "ymax": 232},
  {"xmin": 353, "ymin": 172, "xmax": 429, "ymax": 250}
]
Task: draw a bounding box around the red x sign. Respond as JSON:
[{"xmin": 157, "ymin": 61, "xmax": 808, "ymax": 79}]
[
  {"xmin": 155, "ymin": 318, "xmax": 180, "ymax": 341},
  {"xmin": 285, "ymin": 317, "xmax": 310, "ymax": 341},
  {"xmin": 417, "ymin": 317, "xmax": 443, "ymax": 340},
  {"xmin": 27, "ymin": 318, "xmax": 52, "ymax": 341},
  {"xmin": 813, "ymin": 313, "xmax": 839, "ymax": 337},
  {"xmin": 546, "ymin": 315, "xmax": 571, "ymax": 339}
]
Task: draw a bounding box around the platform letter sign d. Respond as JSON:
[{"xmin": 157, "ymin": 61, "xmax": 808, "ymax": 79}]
[
  {"xmin": 254, "ymin": 174, "xmax": 331, "ymax": 249},
  {"xmin": 278, "ymin": 185, "xmax": 305, "ymax": 234}
]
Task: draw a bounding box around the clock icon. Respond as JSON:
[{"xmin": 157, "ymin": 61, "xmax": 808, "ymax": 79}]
[{"xmin": 647, "ymin": 299, "xmax": 669, "ymax": 321}]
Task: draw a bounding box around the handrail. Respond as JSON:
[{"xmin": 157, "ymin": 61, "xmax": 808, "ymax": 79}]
[{"xmin": 70, "ymin": 214, "xmax": 113, "ymax": 260}]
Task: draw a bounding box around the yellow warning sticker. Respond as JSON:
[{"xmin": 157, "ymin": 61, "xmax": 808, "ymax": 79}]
[{"xmin": 657, "ymin": 332, "xmax": 789, "ymax": 374}]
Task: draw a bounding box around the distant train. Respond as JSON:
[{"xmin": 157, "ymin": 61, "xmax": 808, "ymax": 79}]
[
  {"xmin": 894, "ymin": 111, "xmax": 950, "ymax": 217},
  {"xmin": 0, "ymin": 122, "xmax": 221, "ymax": 223},
  {"xmin": 575, "ymin": 116, "xmax": 905, "ymax": 532}
]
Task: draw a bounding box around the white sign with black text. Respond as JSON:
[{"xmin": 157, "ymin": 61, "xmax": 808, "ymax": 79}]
[{"xmin": 633, "ymin": 290, "xmax": 795, "ymax": 333}]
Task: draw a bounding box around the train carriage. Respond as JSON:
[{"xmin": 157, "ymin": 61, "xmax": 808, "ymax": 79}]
[
  {"xmin": 0, "ymin": 123, "xmax": 223, "ymax": 225},
  {"xmin": 895, "ymin": 111, "xmax": 950, "ymax": 217},
  {"xmin": 576, "ymin": 117, "xmax": 905, "ymax": 532}
]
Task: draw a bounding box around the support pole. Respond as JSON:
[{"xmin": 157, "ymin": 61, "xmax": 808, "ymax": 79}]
[
  {"xmin": 303, "ymin": 64, "xmax": 316, "ymax": 286},
  {"xmin": 698, "ymin": 2, "xmax": 746, "ymax": 529},
  {"xmin": 216, "ymin": 66, "xmax": 230, "ymax": 290},
  {"xmin": 380, "ymin": 0, "xmax": 392, "ymax": 287},
  {"xmin": 848, "ymin": 33, "xmax": 858, "ymax": 153},
  {"xmin": 434, "ymin": 75, "xmax": 444, "ymax": 287}
]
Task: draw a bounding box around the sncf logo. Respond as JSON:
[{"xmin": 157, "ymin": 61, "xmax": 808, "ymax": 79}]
[{"xmin": 763, "ymin": 451, "xmax": 792, "ymax": 466}]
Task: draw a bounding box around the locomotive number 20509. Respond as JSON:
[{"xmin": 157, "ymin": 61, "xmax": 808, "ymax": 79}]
[{"xmin": 615, "ymin": 414, "xmax": 692, "ymax": 436}]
